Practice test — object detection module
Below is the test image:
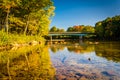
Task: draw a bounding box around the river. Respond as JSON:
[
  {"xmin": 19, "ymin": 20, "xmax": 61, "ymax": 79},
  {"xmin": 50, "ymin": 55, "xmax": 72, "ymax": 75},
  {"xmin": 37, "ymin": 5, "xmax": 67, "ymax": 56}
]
[{"xmin": 0, "ymin": 41, "xmax": 120, "ymax": 80}]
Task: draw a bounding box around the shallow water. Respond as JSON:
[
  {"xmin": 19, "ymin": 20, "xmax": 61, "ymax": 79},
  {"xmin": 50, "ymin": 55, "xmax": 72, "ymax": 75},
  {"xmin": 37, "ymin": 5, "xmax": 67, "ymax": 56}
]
[
  {"xmin": 49, "ymin": 41, "xmax": 120, "ymax": 80},
  {"xmin": 0, "ymin": 41, "xmax": 120, "ymax": 80},
  {"xmin": 0, "ymin": 45, "xmax": 55, "ymax": 80}
]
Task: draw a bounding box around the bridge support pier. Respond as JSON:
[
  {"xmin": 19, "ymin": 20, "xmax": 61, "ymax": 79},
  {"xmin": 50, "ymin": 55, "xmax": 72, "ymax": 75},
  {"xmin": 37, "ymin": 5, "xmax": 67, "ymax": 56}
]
[
  {"xmin": 79, "ymin": 36, "xmax": 83, "ymax": 44},
  {"xmin": 50, "ymin": 36, "xmax": 52, "ymax": 41},
  {"xmin": 79, "ymin": 36, "xmax": 83, "ymax": 40},
  {"xmin": 50, "ymin": 36, "xmax": 52, "ymax": 44}
]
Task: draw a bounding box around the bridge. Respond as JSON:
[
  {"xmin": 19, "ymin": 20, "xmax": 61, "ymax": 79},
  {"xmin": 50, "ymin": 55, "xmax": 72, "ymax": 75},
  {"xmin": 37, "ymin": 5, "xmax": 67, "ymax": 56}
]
[{"xmin": 48, "ymin": 32, "xmax": 95, "ymax": 41}]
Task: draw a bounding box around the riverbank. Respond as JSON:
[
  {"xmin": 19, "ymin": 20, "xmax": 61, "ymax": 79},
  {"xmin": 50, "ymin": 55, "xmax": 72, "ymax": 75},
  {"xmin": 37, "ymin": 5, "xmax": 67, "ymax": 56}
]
[{"xmin": 0, "ymin": 31, "xmax": 45, "ymax": 50}]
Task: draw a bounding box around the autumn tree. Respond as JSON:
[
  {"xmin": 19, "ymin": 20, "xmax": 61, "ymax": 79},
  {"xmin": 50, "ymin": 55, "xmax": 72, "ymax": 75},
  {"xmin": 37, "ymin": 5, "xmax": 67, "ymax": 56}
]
[
  {"xmin": 67, "ymin": 25, "xmax": 94, "ymax": 33},
  {"xmin": 82, "ymin": 25, "xmax": 95, "ymax": 33}
]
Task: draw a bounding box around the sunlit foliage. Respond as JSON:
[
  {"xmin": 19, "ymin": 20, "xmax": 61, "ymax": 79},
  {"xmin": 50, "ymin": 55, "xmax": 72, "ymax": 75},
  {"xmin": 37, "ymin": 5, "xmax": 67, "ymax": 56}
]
[
  {"xmin": 0, "ymin": 0, "xmax": 55, "ymax": 36},
  {"xmin": 0, "ymin": 30, "xmax": 45, "ymax": 46}
]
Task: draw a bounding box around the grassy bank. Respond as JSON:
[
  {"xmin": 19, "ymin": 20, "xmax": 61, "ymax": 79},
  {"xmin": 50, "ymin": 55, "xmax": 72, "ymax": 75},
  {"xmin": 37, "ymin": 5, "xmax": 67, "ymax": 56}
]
[{"xmin": 0, "ymin": 31, "xmax": 45, "ymax": 46}]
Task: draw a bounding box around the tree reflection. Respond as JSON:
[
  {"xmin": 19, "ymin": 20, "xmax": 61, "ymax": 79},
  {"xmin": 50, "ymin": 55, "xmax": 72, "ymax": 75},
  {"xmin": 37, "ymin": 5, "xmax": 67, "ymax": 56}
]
[
  {"xmin": 67, "ymin": 45, "xmax": 94, "ymax": 54},
  {"xmin": 0, "ymin": 45, "xmax": 55, "ymax": 79},
  {"xmin": 50, "ymin": 45, "xmax": 65, "ymax": 53},
  {"xmin": 95, "ymin": 42, "xmax": 120, "ymax": 62},
  {"xmin": 49, "ymin": 44, "xmax": 95, "ymax": 54}
]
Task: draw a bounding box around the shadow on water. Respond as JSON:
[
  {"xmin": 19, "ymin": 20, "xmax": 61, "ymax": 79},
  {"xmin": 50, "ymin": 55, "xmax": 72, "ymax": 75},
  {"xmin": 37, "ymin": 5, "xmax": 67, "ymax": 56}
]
[{"xmin": 0, "ymin": 45, "xmax": 55, "ymax": 80}]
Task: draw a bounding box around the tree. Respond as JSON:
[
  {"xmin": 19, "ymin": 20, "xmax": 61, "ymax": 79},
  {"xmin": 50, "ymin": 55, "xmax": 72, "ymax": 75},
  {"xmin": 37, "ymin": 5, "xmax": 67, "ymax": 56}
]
[
  {"xmin": 67, "ymin": 27, "xmax": 74, "ymax": 32},
  {"xmin": 0, "ymin": 0, "xmax": 55, "ymax": 36},
  {"xmin": 73, "ymin": 25, "xmax": 84, "ymax": 32},
  {"xmin": 95, "ymin": 21, "xmax": 105, "ymax": 39},
  {"xmin": 49, "ymin": 26, "xmax": 58, "ymax": 32},
  {"xmin": 82, "ymin": 25, "xmax": 95, "ymax": 33},
  {"xmin": 58, "ymin": 28, "xmax": 65, "ymax": 32},
  {"xmin": 67, "ymin": 25, "xmax": 94, "ymax": 33},
  {"xmin": 0, "ymin": 0, "xmax": 20, "ymax": 33},
  {"xmin": 95, "ymin": 15, "xmax": 120, "ymax": 40},
  {"xmin": 18, "ymin": 0, "xmax": 54, "ymax": 35}
]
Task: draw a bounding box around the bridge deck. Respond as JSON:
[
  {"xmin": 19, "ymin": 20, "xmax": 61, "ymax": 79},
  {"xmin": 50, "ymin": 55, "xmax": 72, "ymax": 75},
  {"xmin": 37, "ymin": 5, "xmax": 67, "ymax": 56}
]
[{"xmin": 48, "ymin": 32, "xmax": 95, "ymax": 36}]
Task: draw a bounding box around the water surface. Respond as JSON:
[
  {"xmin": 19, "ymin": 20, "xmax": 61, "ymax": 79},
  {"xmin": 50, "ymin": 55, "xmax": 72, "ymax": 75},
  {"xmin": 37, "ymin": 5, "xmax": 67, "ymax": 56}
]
[
  {"xmin": 49, "ymin": 41, "xmax": 120, "ymax": 80},
  {"xmin": 0, "ymin": 41, "xmax": 120, "ymax": 80},
  {"xmin": 0, "ymin": 45, "xmax": 55, "ymax": 80}
]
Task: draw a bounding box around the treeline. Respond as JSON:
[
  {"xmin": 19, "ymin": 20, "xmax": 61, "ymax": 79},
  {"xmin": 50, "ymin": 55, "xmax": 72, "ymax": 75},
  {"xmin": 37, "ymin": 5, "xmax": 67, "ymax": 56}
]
[
  {"xmin": 50, "ymin": 25, "xmax": 95, "ymax": 33},
  {"xmin": 49, "ymin": 26, "xmax": 65, "ymax": 32},
  {"xmin": 50, "ymin": 15, "xmax": 120, "ymax": 40},
  {"xmin": 0, "ymin": 0, "xmax": 55, "ymax": 36},
  {"xmin": 95, "ymin": 15, "xmax": 120, "ymax": 40},
  {"xmin": 49, "ymin": 25, "xmax": 95, "ymax": 40},
  {"xmin": 67, "ymin": 25, "xmax": 95, "ymax": 33}
]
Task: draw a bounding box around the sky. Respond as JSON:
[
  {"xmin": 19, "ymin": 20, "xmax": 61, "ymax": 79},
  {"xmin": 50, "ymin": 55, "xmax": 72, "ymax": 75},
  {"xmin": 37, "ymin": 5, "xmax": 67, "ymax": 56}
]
[{"xmin": 50, "ymin": 0, "xmax": 120, "ymax": 30}]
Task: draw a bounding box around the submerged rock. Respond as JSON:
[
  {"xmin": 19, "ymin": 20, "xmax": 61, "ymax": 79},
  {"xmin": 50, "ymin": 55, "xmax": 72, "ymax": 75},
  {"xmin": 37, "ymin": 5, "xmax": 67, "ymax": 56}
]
[
  {"xmin": 101, "ymin": 71, "xmax": 115, "ymax": 77},
  {"xmin": 56, "ymin": 74, "xmax": 66, "ymax": 80}
]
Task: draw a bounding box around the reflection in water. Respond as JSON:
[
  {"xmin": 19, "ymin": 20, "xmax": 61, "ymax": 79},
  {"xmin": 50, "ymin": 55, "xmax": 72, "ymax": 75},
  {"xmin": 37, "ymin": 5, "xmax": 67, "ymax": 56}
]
[
  {"xmin": 95, "ymin": 42, "xmax": 120, "ymax": 62},
  {"xmin": 49, "ymin": 41, "xmax": 120, "ymax": 80},
  {"xmin": 0, "ymin": 45, "xmax": 55, "ymax": 80},
  {"xmin": 0, "ymin": 41, "xmax": 120, "ymax": 80},
  {"xmin": 50, "ymin": 43, "xmax": 95, "ymax": 54}
]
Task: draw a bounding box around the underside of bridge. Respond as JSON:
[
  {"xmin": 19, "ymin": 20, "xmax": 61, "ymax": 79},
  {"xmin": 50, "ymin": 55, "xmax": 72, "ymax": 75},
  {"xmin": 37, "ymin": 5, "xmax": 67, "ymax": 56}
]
[{"xmin": 45, "ymin": 32, "xmax": 96, "ymax": 42}]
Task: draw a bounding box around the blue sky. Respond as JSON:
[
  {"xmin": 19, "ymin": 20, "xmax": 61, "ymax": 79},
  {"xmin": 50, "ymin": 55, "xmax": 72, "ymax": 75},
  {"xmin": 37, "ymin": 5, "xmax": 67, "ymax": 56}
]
[{"xmin": 50, "ymin": 0, "xmax": 120, "ymax": 30}]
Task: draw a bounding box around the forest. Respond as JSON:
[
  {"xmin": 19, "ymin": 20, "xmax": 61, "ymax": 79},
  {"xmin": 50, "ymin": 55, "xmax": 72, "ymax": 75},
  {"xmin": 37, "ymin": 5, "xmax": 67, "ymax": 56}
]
[
  {"xmin": 95, "ymin": 15, "xmax": 120, "ymax": 40},
  {"xmin": 0, "ymin": 0, "xmax": 55, "ymax": 35},
  {"xmin": 0, "ymin": 0, "xmax": 55, "ymax": 46}
]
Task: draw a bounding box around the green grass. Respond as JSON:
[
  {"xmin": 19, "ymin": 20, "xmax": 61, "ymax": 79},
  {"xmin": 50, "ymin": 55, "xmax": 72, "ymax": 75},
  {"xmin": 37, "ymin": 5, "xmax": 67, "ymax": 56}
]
[{"xmin": 0, "ymin": 31, "xmax": 45, "ymax": 46}]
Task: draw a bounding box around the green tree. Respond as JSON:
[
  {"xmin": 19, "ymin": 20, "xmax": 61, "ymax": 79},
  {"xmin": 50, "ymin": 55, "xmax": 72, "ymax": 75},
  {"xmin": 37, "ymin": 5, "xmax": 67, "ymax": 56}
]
[
  {"xmin": 95, "ymin": 22, "xmax": 105, "ymax": 39},
  {"xmin": 82, "ymin": 25, "xmax": 95, "ymax": 33},
  {"xmin": 67, "ymin": 27, "xmax": 74, "ymax": 32},
  {"xmin": 0, "ymin": 0, "xmax": 20, "ymax": 33},
  {"xmin": 0, "ymin": 0, "xmax": 55, "ymax": 36},
  {"xmin": 18, "ymin": 0, "xmax": 54, "ymax": 35},
  {"xmin": 95, "ymin": 15, "xmax": 120, "ymax": 40},
  {"xmin": 49, "ymin": 26, "xmax": 58, "ymax": 32}
]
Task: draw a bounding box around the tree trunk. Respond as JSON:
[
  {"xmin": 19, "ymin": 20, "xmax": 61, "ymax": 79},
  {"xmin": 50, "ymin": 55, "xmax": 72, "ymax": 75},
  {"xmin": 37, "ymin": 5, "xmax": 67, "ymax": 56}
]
[
  {"xmin": 0, "ymin": 21, "xmax": 2, "ymax": 30},
  {"xmin": 5, "ymin": 8, "xmax": 10, "ymax": 34},
  {"xmin": 24, "ymin": 15, "xmax": 30, "ymax": 35}
]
